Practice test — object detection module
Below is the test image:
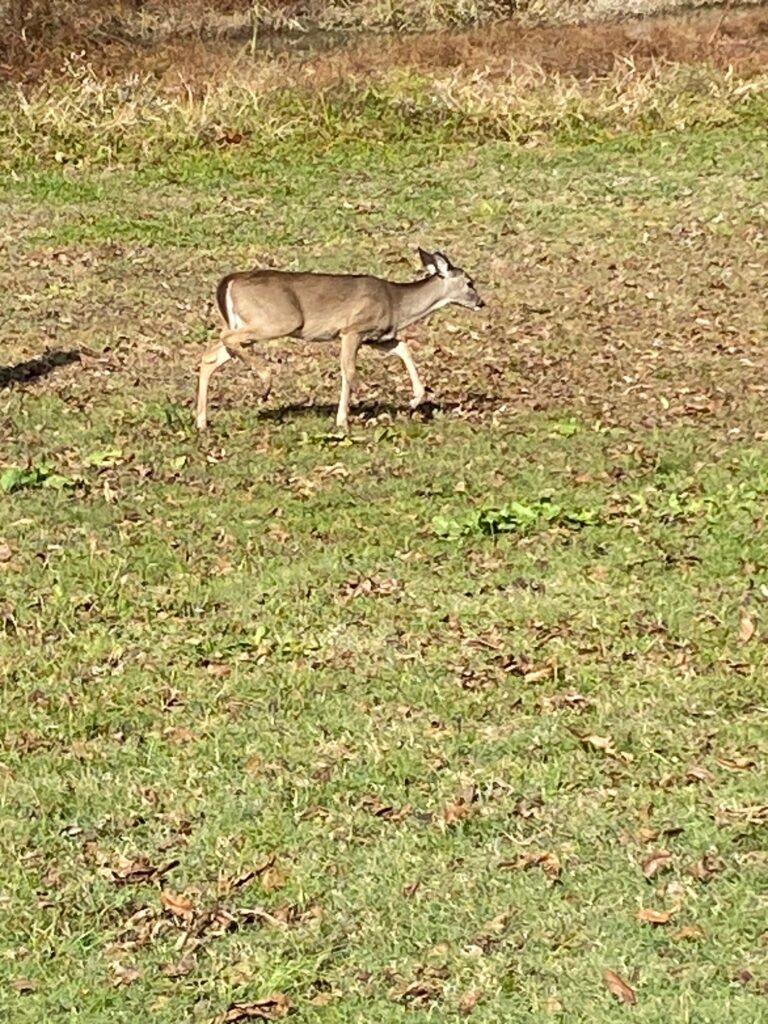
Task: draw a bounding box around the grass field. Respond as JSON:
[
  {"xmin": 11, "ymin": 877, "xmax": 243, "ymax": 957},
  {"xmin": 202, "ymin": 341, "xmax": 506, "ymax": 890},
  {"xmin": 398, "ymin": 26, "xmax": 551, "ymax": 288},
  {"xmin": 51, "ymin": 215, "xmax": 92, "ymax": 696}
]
[{"xmin": 2, "ymin": 7, "xmax": 768, "ymax": 1023}]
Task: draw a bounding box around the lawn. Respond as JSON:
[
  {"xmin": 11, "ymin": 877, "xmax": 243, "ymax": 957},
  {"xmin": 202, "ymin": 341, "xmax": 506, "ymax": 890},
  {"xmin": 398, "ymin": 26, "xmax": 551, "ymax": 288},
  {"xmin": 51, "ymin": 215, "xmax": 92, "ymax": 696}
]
[{"xmin": 1, "ymin": 12, "xmax": 768, "ymax": 1022}]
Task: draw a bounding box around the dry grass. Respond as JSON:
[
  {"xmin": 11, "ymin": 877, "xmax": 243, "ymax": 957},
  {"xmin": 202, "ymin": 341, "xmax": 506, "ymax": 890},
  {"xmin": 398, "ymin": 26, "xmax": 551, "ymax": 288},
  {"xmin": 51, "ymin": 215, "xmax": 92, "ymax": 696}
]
[
  {"xmin": 1, "ymin": 8, "xmax": 766, "ymax": 172},
  {"xmin": 2, "ymin": 0, "xmax": 767, "ymax": 79}
]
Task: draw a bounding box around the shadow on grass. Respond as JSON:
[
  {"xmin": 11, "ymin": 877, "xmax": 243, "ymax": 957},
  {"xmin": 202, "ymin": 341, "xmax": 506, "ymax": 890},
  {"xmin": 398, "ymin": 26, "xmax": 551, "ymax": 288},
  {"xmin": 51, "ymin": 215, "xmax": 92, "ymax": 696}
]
[
  {"xmin": 255, "ymin": 397, "xmax": 449, "ymax": 424},
  {"xmin": 0, "ymin": 350, "xmax": 81, "ymax": 390}
]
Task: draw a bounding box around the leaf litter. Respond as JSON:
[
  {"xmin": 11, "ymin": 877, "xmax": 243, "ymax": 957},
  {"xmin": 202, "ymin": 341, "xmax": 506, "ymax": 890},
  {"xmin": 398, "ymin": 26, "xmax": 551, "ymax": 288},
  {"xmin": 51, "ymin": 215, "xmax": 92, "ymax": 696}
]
[{"xmin": 602, "ymin": 968, "xmax": 636, "ymax": 1005}]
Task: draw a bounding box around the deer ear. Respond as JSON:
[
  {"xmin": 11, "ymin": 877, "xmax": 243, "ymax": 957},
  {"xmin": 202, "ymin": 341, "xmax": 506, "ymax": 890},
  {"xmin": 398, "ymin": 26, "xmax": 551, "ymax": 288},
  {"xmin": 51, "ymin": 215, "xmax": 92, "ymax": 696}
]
[
  {"xmin": 418, "ymin": 247, "xmax": 437, "ymax": 275},
  {"xmin": 431, "ymin": 251, "xmax": 451, "ymax": 277}
]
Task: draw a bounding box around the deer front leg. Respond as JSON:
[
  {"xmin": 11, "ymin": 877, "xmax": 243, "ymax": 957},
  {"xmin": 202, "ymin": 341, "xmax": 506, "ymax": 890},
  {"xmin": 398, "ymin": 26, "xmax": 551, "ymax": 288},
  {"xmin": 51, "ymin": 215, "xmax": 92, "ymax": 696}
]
[
  {"xmin": 196, "ymin": 338, "xmax": 233, "ymax": 431},
  {"xmin": 337, "ymin": 331, "xmax": 362, "ymax": 433},
  {"xmin": 372, "ymin": 338, "xmax": 427, "ymax": 410},
  {"xmin": 393, "ymin": 340, "xmax": 427, "ymax": 409}
]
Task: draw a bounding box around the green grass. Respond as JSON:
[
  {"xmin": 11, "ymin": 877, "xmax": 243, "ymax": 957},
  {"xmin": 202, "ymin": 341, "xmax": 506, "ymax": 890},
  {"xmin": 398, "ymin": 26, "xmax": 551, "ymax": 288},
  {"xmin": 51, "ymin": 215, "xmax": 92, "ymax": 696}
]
[{"xmin": 1, "ymin": 106, "xmax": 768, "ymax": 1023}]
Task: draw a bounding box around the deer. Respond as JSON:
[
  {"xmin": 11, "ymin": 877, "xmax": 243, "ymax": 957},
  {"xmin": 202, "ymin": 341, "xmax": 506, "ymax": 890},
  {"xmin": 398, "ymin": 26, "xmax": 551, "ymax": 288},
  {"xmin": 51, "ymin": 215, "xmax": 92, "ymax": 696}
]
[{"xmin": 195, "ymin": 247, "xmax": 485, "ymax": 432}]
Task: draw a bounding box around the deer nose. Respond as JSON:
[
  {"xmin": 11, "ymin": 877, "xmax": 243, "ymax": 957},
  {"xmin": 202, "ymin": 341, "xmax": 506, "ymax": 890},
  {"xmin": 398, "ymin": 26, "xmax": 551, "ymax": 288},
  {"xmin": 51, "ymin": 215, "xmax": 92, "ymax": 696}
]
[{"xmin": 476, "ymin": 297, "xmax": 486, "ymax": 309}]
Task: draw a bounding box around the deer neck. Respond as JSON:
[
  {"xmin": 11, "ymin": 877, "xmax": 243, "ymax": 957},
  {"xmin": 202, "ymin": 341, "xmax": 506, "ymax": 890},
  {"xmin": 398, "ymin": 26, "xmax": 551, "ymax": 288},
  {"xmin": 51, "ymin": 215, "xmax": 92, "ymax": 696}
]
[{"xmin": 391, "ymin": 276, "xmax": 452, "ymax": 330}]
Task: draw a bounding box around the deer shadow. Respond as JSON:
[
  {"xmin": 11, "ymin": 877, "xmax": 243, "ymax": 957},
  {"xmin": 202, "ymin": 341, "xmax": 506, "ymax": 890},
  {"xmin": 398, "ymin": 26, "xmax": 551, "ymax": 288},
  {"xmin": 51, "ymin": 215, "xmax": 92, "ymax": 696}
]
[
  {"xmin": 255, "ymin": 397, "xmax": 445, "ymax": 424},
  {"xmin": 255, "ymin": 391, "xmax": 498, "ymax": 424},
  {"xmin": 0, "ymin": 350, "xmax": 81, "ymax": 390}
]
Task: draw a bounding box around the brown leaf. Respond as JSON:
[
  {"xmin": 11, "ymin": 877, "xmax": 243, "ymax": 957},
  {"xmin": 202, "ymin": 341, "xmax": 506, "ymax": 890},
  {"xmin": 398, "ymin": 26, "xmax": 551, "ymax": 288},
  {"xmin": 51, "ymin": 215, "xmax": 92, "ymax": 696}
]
[
  {"xmin": 160, "ymin": 890, "xmax": 194, "ymax": 918},
  {"xmin": 542, "ymin": 691, "xmax": 591, "ymax": 712},
  {"xmin": 340, "ymin": 575, "xmax": 400, "ymax": 602},
  {"xmin": 443, "ymin": 800, "xmax": 472, "ymax": 825},
  {"xmin": 640, "ymin": 849, "xmax": 673, "ymax": 880},
  {"xmin": 359, "ymin": 794, "xmax": 410, "ymax": 820},
  {"xmin": 262, "ymin": 866, "xmax": 288, "ymax": 892},
  {"xmin": 163, "ymin": 954, "xmax": 196, "ymax": 978},
  {"xmin": 219, "ymin": 994, "xmax": 292, "ymax": 1021},
  {"xmin": 635, "ymin": 826, "xmax": 661, "ymax": 842},
  {"xmin": 635, "ymin": 824, "xmax": 683, "ymax": 842},
  {"xmin": 206, "ymin": 662, "xmax": 231, "ymax": 678},
  {"xmin": 11, "ymin": 978, "xmax": 38, "ymax": 994},
  {"xmin": 0, "ymin": 542, "xmax": 12, "ymax": 562},
  {"xmin": 403, "ymin": 881, "xmax": 420, "ymax": 897},
  {"xmin": 111, "ymin": 962, "xmax": 141, "ymax": 987},
  {"xmin": 635, "ymin": 908, "xmax": 671, "ymax": 925},
  {"xmin": 389, "ymin": 980, "xmax": 442, "ymax": 1005},
  {"xmin": 602, "ymin": 969, "xmax": 636, "ymax": 1005},
  {"xmin": 715, "ymin": 756, "xmax": 756, "ymax": 772},
  {"xmin": 218, "ymin": 856, "xmax": 276, "ymax": 895},
  {"xmin": 685, "ymin": 765, "xmax": 715, "ymax": 784},
  {"xmin": 163, "ymin": 725, "xmax": 194, "ymax": 744},
  {"xmin": 544, "ymin": 995, "xmax": 564, "ymax": 1013},
  {"xmin": 500, "ymin": 850, "xmax": 561, "ymax": 880},
  {"xmin": 458, "ymin": 989, "xmax": 482, "ymax": 1015},
  {"xmin": 308, "ymin": 990, "xmax": 341, "ymax": 1006},
  {"xmin": 580, "ymin": 733, "xmax": 616, "ymax": 754},
  {"xmin": 671, "ymin": 925, "xmax": 704, "ymax": 941},
  {"xmin": 738, "ymin": 612, "xmax": 755, "ymax": 643},
  {"xmin": 524, "ymin": 663, "xmax": 556, "ymax": 683},
  {"xmin": 688, "ymin": 854, "xmax": 724, "ymax": 881},
  {"xmin": 110, "ymin": 855, "xmax": 178, "ymax": 886}
]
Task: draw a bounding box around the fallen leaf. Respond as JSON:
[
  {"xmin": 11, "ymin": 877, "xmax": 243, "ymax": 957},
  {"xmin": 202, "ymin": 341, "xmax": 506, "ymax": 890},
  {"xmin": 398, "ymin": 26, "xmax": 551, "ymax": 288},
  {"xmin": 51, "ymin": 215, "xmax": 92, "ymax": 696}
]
[
  {"xmin": 579, "ymin": 733, "xmax": 617, "ymax": 755},
  {"xmin": 458, "ymin": 989, "xmax": 482, "ymax": 1015},
  {"xmin": 521, "ymin": 662, "xmax": 555, "ymax": 684},
  {"xmin": 340, "ymin": 575, "xmax": 400, "ymax": 602},
  {"xmin": 109, "ymin": 854, "xmax": 179, "ymax": 886},
  {"xmin": 716, "ymin": 756, "xmax": 756, "ymax": 772},
  {"xmin": 0, "ymin": 542, "xmax": 12, "ymax": 562},
  {"xmin": 635, "ymin": 824, "xmax": 683, "ymax": 842},
  {"xmin": 163, "ymin": 726, "xmax": 194, "ymax": 744},
  {"xmin": 640, "ymin": 850, "xmax": 673, "ymax": 880},
  {"xmin": 602, "ymin": 969, "xmax": 636, "ymax": 1005},
  {"xmin": 160, "ymin": 890, "xmax": 194, "ymax": 918},
  {"xmin": 11, "ymin": 978, "xmax": 38, "ymax": 994},
  {"xmin": 163, "ymin": 954, "xmax": 196, "ymax": 978},
  {"xmin": 218, "ymin": 856, "xmax": 276, "ymax": 895},
  {"xmin": 389, "ymin": 980, "xmax": 442, "ymax": 1005},
  {"xmin": 542, "ymin": 691, "xmax": 591, "ymax": 712},
  {"xmin": 111, "ymin": 961, "xmax": 141, "ymax": 987},
  {"xmin": 671, "ymin": 925, "xmax": 704, "ymax": 941},
  {"xmin": 738, "ymin": 612, "xmax": 755, "ymax": 643},
  {"xmin": 308, "ymin": 990, "xmax": 341, "ymax": 1006},
  {"xmin": 715, "ymin": 803, "xmax": 768, "ymax": 825},
  {"xmin": 262, "ymin": 866, "xmax": 288, "ymax": 892},
  {"xmin": 544, "ymin": 995, "xmax": 564, "ymax": 1013},
  {"xmin": 688, "ymin": 854, "xmax": 724, "ymax": 881},
  {"xmin": 635, "ymin": 908, "xmax": 671, "ymax": 925},
  {"xmin": 685, "ymin": 765, "xmax": 715, "ymax": 784},
  {"xmin": 359, "ymin": 794, "xmax": 410, "ymax": 820},
  {"xmin": 500, "ymin": 850, "xmax": 561, "ymax": 879},
  {"xmin": 218, "ymin": 994, "xmax": 292, "ymax": 1021},
  {"xmin": 443, "ymin": 800, "xmax": 472, "ymax": 825},
  {"xmin": 206, "ymin": 662, "xmax": 231, "ymax": 678},
  {"xmin": 403, "ymin": 881, "xmax": 420, "ymax": 897}
]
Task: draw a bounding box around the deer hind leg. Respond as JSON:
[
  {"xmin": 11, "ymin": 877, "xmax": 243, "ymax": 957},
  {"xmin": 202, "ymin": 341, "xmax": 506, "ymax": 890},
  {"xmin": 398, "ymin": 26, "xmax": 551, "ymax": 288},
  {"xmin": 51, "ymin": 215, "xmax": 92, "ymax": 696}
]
[
  {"xmin": 196, "ymin": 338, "xmax": 233, "ymax": 431},
  {"xmin": 337, "ymin": 331, "xmax": 362, "ymax": 432},
  {"xmin": 229, "ymin": 343, "xmax": 273, "ymax": 403},
  {"xmin": 371, "ymin": 338, "xmax": 427, "ymax": 410}
]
